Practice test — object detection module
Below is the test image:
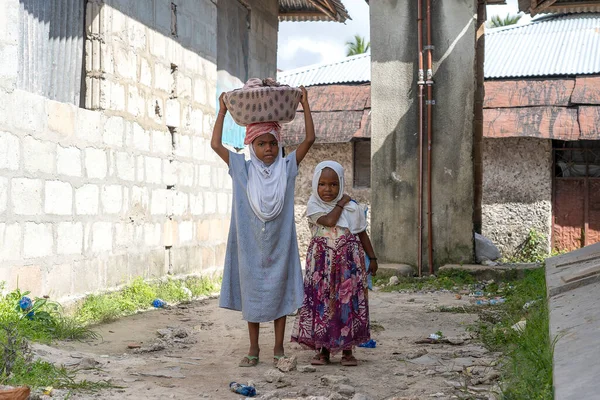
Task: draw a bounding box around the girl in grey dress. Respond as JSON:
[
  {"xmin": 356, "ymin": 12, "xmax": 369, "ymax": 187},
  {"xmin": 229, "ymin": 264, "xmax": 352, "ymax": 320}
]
[{"xmin": 211, "ymin": 86, "xmax": 315, "ymax": 367}]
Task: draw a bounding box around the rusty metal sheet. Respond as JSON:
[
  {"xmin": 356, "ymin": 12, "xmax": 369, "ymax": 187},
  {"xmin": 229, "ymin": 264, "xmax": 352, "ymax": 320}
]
[
  {"xmin": 572, "ymin": 76, "xmax": 600, "ymax": 105},
  {"xmin": 484, "ymin": 79, "xmax": 574, "ymax": 108},
  {"xmin": 281, "ymin": 110, "xmax": 363, "ymax": 146},
  {"xmin": 298, "ymin": 85, "xmax": 370, "ymax": 112},
  {"xmin": 554, "ymin": 178, "xmax": 585, "ymax": 251},
  {"xmin": 353, "ymin": 109, "xmax": 371, "ymax": 139},
  {"xmin": 483, "ymin": 107, "xmax": 580, "ymax": 140},
  {"xmin": 579, "ymin": 106, "xmax": 600, "ymax": 140}
]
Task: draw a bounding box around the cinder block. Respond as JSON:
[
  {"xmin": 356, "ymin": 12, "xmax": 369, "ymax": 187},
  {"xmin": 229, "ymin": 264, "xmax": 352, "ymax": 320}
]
[
  {"xmin": 152, "ymin": 129, "xmax": 172, "ymax": 155},
  {"xmin": 190, "ymin": 193, "xmax": 203, "ymax": 215},
  {"xmin": 116, "ymin": 151, "xmax": 135, "ymax": 181},
  {"xmin": 204, "ymin": 191, "xmax": 216, "ymax": 214},
  {"xmin": 10, "ymin": 265, "xmax": 43, "ymax": 296},
  {"xmin": 147, "ymin": 97, "xmax": 165, "ymax": 124},
  {"xmin": 0, "ymin": 131, "xmax": 20, "ymax": 171},
  {"xmin": 166, "ymin": 99, "xmax": 181, "ymax": 127},
  {"xmin": 12, "ymin": 178, "xmax": 43, "ymax": 215},
  {"xmin": 179, "ymin": 221, "xmax": 193, "ymax": 243},
  {"xmin": 0, "ymin": 177, "xmax": 6, "ymax": 214},
  {"xmin": 133, "ymin": 122, "xmax": 150, "ymax": 151},
  {"xmin": 151, "ymin": 189, "xmax": 169, "ymax": 215},
  {"xmin": 42, "ymin": 263, "xmax": 73, "ymax": 301},
  {"xmin": 114, "ymin": 46, "xmax": 137, "ymax": 80},
  {"xmin": 24, "ymin": 222, "xmax": 53, "ymax": 258},
  {"xmin": 154, "ymin": 62, "xmax": 172, "ymax": 93},
  {"xmin": 103, "ymin": 116, "xmax": 125, "ymax": 147},
  {"xmin": 131, "ymin": 185, "xmax": 150, "ymax": 212},
  {"xmin": 178, "ymin": 75, "xmax": 193, "ymax": 100},
  {"xmin": 175, "ymin": 134, "xmax": 191, "ymax": 158},
  {"xmin": 92, "ymin": 222, "xmax": 113, "ymax": 253},
  {"xmin": 0, "ymin": 223, "xmax": 21, "ymax": 261},
  {"xmin": 72, "ymin": 259, "xmax": 103, "ymax": 294},
  {"xmin": 136, "ymin": 155, "xmax": 145, "ymax": 182},
  {"xmin": 128, "ymin": 86, "xmax": 145, "ymax": 117},
  {"xmin": 110, "ymin": 81, "xmax": 126, "ymax": 112},
  {"xmin": 144, "ymin": 223, "xmax": 161, "ymax": 247},
  {"xmin": 145, "ymin": 156, "xmax": 162, "ymax": 184},
  {"xmin": 85, "ymin": 148, "xmax": 108, "ymax": 179},
  {"xmin": 57, "ymin": 145, "xmax": 82, "ymax": 177},
  {"xmin": 75, "ymin": 108, "xmax": 103, "ymax": 144},
  {"xmin": 24, "ymin": 137, "xmax": 55, "ymax": 174},
  {"xmin": 45, "ymin": 181, "xmax": 73, "ymax": 215},
  {"xmin": 115, "ymin": 222, "xmax": 134, "ymax": 248},
  {"xmin": 178, "ymin": 162, "xmax": 194, "ymax": 187},
  {"xmin": 75, "ymin": 184, "xmax": 99, "ymax": 215},
  {"xmin": 101, "ymin": 185, "xmax": 122, "ymax": 214},
  {"xmin": 140, "ymin": 57, "xmax": 152, "ymax": 87},
  {"xmin": 217, "ymin": 192, "xmax": 228, "ymax": 215},
  {"xmin": 47, "ymin": 100, "xmax": 75, "ymax": 136},
  {"xmin": 173, "ymin": 191, "xmax": 188, "ymax": 216},
  {"xmin": 198, "ymin": 165, "xmax": 211, "ymax": 188},
  {"xmin": 128, "ymin": 19, "xmax": 147, "ymax": 50},
  {"xmin": 163, "ymin": 159, "xmax": 176, "ymax": 186},
  {"xmin": 57, "ymin": 222, "xmax": 83, "ymax": 255},
  {"xmin": 192, "ymin": 137, "xmax": 207, "ymax": 161}
]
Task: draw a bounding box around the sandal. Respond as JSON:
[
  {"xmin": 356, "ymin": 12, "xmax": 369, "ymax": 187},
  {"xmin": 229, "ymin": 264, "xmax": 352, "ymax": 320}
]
[
  {"xmin": 273, "ymin": 355, "xmax": 288, "ymax": 366},
  {"xmin": 239, "ymin": 355, "xmax": 259, "ymax": 367},
  {"xmin": 310, "ymin": 353, "xmax": 330, "ymax": 366},
  {"xmin": 341, "ymin": 354, "xmax": 358, "ymax": 366}
]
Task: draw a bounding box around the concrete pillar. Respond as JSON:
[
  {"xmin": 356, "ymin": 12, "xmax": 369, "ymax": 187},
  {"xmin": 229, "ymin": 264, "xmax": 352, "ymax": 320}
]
[{"xmin": 370, "ymin": 0, "xmax": 476, "ymax": 270}]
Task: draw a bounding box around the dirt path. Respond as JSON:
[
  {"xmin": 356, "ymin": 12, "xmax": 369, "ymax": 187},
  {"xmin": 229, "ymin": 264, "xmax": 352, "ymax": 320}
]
[{"xmin": 34, "ymin": 290, "xmax": 502, "ymax": 400}]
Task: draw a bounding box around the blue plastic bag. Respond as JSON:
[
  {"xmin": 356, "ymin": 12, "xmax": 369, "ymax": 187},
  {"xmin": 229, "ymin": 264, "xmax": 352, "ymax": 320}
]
[{"xmin": 358, "ymin": 339, "xmax": 377, "ymax": 348}]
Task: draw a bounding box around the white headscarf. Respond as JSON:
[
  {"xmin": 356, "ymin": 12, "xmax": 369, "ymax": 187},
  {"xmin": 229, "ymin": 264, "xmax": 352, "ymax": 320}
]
[
  {"xmin": 306, "ymin": 161, "xmax": 367, "ymax": 234},
  {"xmin": 246, "ymin": 139, "xmax": 287, "ymax": 222}
]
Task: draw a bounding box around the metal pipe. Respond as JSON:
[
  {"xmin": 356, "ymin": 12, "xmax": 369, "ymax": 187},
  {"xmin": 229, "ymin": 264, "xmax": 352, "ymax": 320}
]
[
  {"xmin": 473, "ymin": 1, "xmax": 486, "ymax": 238},
  {"xmin": 417, "ymin": 0, "xmax": 425, "ymax": 277},
  {"xmin": 425, "ymin": 0, "xmax": 434, "ymax": 275}
]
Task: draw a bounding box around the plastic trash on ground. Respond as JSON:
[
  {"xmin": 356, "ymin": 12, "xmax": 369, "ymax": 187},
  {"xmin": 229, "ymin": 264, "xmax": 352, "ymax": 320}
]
[
  {"xmin": 229, "ymin": 382, "xmax": 256, "ymax": 397},
  {"xmin": 152, "ymin": 299, "xmax": 166, "ymax": 308},
  {"xmin": 358, "ymin": 339, "xmax": 377, "ymax": 348}
]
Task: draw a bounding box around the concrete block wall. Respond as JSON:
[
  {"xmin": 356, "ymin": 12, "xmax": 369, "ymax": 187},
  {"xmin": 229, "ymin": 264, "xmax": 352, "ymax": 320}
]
[
  {"xmin": 248, "ymin": 0, "xmax": 279, "ymax": 79},
  {"xmin": 0, "ymin": 0, "xmax": 284, "ymax": 301},
  {"xmin": 482, "ymin": 138, "xmax": 552, "ymax": 256}
]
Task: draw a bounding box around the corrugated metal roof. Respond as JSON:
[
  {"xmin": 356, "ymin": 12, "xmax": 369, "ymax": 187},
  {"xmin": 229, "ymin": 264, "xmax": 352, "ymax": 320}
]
[
  {"xmin": 279, "ymin": 0, "xmax": 350, "ymax": 22},
  {"xmin": 485, "ymin": 13, "xmax": 600, "ymax": 78},
  {"xmin": 519, "ymin": 0, "xmax": 600, "ymax": 15},
  {"xmin": 277, "ymin": 53, "xmax": 371, "ymax": 87}
]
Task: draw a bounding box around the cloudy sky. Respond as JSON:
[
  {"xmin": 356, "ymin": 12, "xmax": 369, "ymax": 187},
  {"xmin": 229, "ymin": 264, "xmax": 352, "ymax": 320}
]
[{"xmin": 277, "ymin": 0, "xmax": 529, "ymax": 71}]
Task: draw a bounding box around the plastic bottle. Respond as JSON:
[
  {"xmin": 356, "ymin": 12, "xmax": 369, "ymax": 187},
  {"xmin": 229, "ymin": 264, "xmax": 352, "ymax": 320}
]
[
  {"xmin": 152, "ymin": 299, "xmax": 166, "ymax": 308},
  {"xmin": 229, "ymin": 382, "xmax": 256, "ymax": 397}
]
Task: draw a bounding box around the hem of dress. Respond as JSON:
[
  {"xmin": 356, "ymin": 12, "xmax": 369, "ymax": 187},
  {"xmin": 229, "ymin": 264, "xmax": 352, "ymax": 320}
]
[{"xmin": 290, "ymin": 334, "xmax": 371, "ymax": 355}]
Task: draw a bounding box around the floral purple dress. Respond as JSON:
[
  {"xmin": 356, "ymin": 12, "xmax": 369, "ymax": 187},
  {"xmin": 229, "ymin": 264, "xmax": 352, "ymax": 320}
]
[{"xmin": 291, "ymin": 222, "xmax": 371, "ymax": 353}]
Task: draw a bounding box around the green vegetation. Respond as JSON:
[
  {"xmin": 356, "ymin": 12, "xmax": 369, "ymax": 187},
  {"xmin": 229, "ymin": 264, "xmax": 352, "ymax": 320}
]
[
  {"xmin": 489, "ymin": 13, "xmax": 522, "ymax": 28},
  {"xmin": 377, "ymin": 268, "xmax": 476, "ymax": 292},
  {"xmin": 0, "ymin": 275, "xmax": 220, "ymax": 395}
]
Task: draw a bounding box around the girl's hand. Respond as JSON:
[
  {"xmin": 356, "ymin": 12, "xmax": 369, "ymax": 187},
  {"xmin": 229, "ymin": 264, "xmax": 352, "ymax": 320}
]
[
  {"xmin": 338, "ymin": 194, "xmax": 351, "ymax": 207},
  {"xmin": 300, "ymin": 86, "xmax": 309, "ymax": 107},
  {"xmin": 369, "ymin": 259, "xmax": 378, "ymax": 276},
  {"xmin": 219, "ymin": 92, "xmax": 228, "ymax": 113}
]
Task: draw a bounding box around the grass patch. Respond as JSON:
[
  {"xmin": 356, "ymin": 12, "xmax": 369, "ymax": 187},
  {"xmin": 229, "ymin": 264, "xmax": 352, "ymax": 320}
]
[
  {"xmin": 470, "ymin": 268, "xmax": 554, "ymax": 399},
  {"xmin": 378, "ymin": 268, "xmax": 477, "ymax": 293},
  {"xmin": 76, "ymin": 275, "xmax": 220, "ymax": 325},
  {"xmin": 0, "ymin": 274, "xmax": 220, "ymax": 394}
]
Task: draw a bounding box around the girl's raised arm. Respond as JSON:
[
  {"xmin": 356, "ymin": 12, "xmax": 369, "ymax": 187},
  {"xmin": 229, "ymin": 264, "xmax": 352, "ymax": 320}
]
[
  {"xmin": 211, "ymin": 93, "xmax": 230, "ymax": 165},
  {"xmin": 296, "ymin": 86, "xmax": 316, "ymax": 165}
]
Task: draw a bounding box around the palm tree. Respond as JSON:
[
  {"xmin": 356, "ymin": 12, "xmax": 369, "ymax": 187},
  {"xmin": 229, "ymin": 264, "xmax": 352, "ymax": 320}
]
[
  {"xmin": 488, "ymin": 13, "xmax": 522, "ymax": 28},
  {"xmin": 346, "ymin": 35, "xmax": 370, "ymax": 57}
]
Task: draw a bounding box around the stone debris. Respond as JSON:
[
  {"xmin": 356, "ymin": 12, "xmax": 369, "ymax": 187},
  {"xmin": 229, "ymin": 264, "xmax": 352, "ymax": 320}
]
[
  {"xmin": 265, "ymin": 369, "xmax": 286, "ymax": 383},
  {"xmin": 277, "ymin": 355, "xmax": 298, "ymax": 372},
  {"xmin": 320, "ymin": 375, "xmax": 350, "ymax": 387},
  {"xmin": 298, "ymin": 365, "xmax": 317, "ymax": 373}
]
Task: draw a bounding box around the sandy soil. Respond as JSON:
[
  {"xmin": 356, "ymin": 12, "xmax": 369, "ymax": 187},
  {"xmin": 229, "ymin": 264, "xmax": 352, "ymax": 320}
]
[{"xmin": 31, "ymin": 289, "xmax": 502, "ymax": 400}]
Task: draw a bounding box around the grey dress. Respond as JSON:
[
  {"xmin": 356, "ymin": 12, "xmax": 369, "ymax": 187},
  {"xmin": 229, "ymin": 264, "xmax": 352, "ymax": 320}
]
[{"xmin": 219, "ymin": 150, "xmax": 304, "ymax": 323}]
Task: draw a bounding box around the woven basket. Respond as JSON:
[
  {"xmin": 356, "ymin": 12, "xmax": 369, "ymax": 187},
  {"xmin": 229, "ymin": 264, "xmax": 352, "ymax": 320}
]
[{"xmin": 224, "ymin": 85, "xmax": 302, "ymax": 126}]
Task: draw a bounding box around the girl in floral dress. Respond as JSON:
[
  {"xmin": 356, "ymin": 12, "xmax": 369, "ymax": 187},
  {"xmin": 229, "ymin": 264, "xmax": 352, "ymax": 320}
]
[{"xmin": 291, "ymin": 161, "xmax": 378, "ymax": 366}]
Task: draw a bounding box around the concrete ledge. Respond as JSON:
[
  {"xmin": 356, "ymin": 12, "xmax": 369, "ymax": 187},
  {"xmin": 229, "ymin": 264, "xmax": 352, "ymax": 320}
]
[
  {"xmin": 377, "ymin": 263, "xmax": 416, "ymax": 278},
  {"xmin": 439, "ymin": 263, "xmax": 541, "ymax": 281}
]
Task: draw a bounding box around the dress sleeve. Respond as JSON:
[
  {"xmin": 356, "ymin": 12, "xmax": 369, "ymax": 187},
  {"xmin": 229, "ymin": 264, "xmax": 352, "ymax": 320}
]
[
  {"xmin": 285, "ymin": 150, "xmax": 298, "ymax": 178},
  {"xmin": 228, "ymin": 150, "xmax": 245, "ymax": 177}
]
